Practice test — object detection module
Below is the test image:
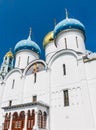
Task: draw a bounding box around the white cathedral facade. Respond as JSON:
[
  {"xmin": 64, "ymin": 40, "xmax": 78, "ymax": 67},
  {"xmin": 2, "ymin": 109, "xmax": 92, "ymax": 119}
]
[{"xmin": 0, "ymin": 11, "xmax": 96, "ymax": 130}]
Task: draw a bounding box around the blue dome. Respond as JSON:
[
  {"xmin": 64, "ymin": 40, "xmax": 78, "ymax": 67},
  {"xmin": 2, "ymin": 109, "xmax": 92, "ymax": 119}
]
[
  {"xmin": 14, "ymin": 36, "xmax": 41, "ymax": 55},
  {"xmin": 54, "ymin": 18, "xmax": 85, "ymax": 38}
]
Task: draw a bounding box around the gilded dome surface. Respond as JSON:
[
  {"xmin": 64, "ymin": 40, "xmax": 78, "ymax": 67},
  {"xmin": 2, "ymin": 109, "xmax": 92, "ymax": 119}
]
[
  {"xmin": 6, "ymin": 49, "xmax": 13, "ymax": 57},
  {"xmin": 43, "ymin": 31, "xmax": 54, "ymax": 48}
]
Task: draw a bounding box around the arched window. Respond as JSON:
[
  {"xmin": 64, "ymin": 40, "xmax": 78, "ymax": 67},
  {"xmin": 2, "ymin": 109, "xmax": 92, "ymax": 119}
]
[
  {"xmin": 19, "ymin": 111, "xmax": 25, "ymax": 129},
  {"xmin": 12, "ymin": 79, "xmax": 15, "ymax": 89},
  {"xmin": 12, "ymin": 112, "xmax": 18, "ymax": 130},
  {"xmin": 9, "ymin": 57, "xmax": 12, "ymax": 64},
  {"xmin": 63, "ymin": 89, "xmax": 69, "ymax": 106},
  {"xmin": 64, "ymin": 38, "xmax": 67, "ymax": 49},
  {"xmin": 42, "ymin": 112, "xmax": 47, "ymax": 129},
  {"xmin": 4, "ymin": 113, "xmax": 11, "ymax": 130},
  {"xmin": 28, "ymin": 110, "xmax": 30, "ymax": 117},
  {"xmin": 38, "ymin": 110, "xmax": 42, "ymax": 129},
  {"xmin": 76, "ymin": 36, "xmax": 79, "ymax": 48},
  {"xmin": 63, "ymin": 64, "xmax": 66, "ymax": 75},
  {"xmin": 27, "ymin": 56, "xmax": 29, "ymax": 65},
  {"xmin": 5, "ymin": 56, "xmax": 7, "ymax": 60},
  {"xmin": 12, "ymin": 111, "xmax": 25, "ymax": 130},
  {"xmin": 27, "ymin": 109, "xmax": 35, "ymax": 130}
]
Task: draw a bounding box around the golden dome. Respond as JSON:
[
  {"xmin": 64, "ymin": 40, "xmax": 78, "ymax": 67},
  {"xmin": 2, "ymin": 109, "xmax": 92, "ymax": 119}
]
[
  {"xmin": 43, "ymin": 31, "xmax": 54, "ymax": 48},
  {"xmin": 5, "ymin": 49, "xmax": 13, "ymax": 57}
]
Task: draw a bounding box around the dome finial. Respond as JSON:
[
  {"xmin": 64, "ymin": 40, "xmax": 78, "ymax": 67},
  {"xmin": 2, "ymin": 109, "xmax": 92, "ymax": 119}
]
[
  {"xmin": 28, "ymin": 27, "xmax": 32, "ymax": 40},
  {"xmin": 65, "ymin": 8, "xmax": 68, "ymax": 19},
  {"xmin": 29, "ymin": 27, "xmax": 32, "ymax": 37},
  {"xmin": 54, "ymin": 18, "xmax": 56, "ymax": 27}
]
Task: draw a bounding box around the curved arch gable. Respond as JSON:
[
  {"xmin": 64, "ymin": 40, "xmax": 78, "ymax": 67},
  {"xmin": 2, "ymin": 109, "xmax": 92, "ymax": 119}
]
[
  {"xmin": 4, "ymin": 68, "xmax": 22, "ymax": 82},
  {"xmin": 48, "ymin": 49, "xmax": 81, "ymax": 68}
]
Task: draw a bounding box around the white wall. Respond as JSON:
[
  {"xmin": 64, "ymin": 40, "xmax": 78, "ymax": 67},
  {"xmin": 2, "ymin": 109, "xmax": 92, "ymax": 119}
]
[
  {"xmin": 1, "ymin": 70, "xmax": 23, "ymax": 108},
  {"xmin": 85, "ymin": 60, "xmax": 96, "ymax": 127},
  {"xmin": 23, "ymin": 70, "xmax": 50, "ymax": 105},
  {"xmin": 1, "ymin": 48, "xmax": 96, "ymax": 130},
  {"xmin": 49, "ymin": 51, "xmax": 95, "ymax": 130}
]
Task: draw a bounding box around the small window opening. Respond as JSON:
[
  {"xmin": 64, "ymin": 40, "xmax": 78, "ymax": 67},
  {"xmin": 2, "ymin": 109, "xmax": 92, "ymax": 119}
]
[
  {"xmin": 33, "ymin": 95, "xmax": 37, "ymax": 102},
  {"xmin": 9, "ymin": 100, "xmax": 12, "ymax": 107},
  {"xmin": 2, "ymin": 67, "xmax": 5, "ymax": 71},
  {"xmin": 8, "ymin": 67, "xmax": 10, "ymax": 71},
  {"xmin": 64, "ymin": 38, "xmax": 67, "ymax": 49},
  {"xmin": 12, "ymin": 79, "xmax": 15, "ymax": 89},
  {"xmin": 5, "ymin": 56, "xmax": 7, "ymax": 60},
  {"xmin": 27, "ymin": 56, "xmax": 29, "ymax": 65},
  {"xmin": 34, "ymin": 73, "xmax": 37, "ymax": 83},
  {"xmin": 63, "ymin": 90, "xmax": 69, "ymax": 106},
  {"xmin": 63, "ymin": 64, "xmax": 66, "ymax": 75},
  {"xmin": 9, "ymin": 58, "xmax": 12, "ymax": 64},
  {"xmin": 76, "ymin": 36, "xmax": 79, "ymax": 48}
]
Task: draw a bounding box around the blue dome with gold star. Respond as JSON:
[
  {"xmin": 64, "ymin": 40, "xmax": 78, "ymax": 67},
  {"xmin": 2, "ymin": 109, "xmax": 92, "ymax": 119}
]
[
  {"xmin": 54, "ymin": 18, "xmax": 85, "ymax": 38},
  {"xmin": 14, "ymin": 34, "xmax": 41, "ymax": 55},
  {"xmin": 54, "ymin": 10, "xmax": 85, "ymax": 38}
]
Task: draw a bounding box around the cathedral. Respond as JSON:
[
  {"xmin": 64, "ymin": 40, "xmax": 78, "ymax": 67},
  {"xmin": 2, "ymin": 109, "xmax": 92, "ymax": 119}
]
[{"xmin": 0, "ymin": 10, "xmax": 96, "ymax": 130}]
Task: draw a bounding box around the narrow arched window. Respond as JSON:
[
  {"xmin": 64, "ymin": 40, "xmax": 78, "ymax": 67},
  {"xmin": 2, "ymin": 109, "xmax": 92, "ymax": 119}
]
[
  {"xmin": 5, "ymin": 56, "xmax": 7, "ymax": 60},
  {"xmin": 64, "ymin": 38, "xmax": 67, "ymax": 49},
  {"xmin": 63, "ymin": 64, "xmax": 66, "ymax": 75},
  {"xmin": 27, "ymin": 109, "xmax": 35, "ymax": 129},
  {"xmin": 32, "ymin": 95, "xmax": 37, "ymax": 102},
  {"xmin": 42, "ymin": 112, "xmax": 47, "ymax": 129},
  {"xmin": 38, "ymin": 110, "xmax": 42, "ymax": 129},
  {"xmin": 27, "ymin": 56, "xmax": 29, "ymax": 65},
  {"xmin": 19, "ymin": 111, "xmax": 25, "ymax": 129},
  {"xmin": 12, "ymin": 112, "xmax": 18, "ymax": 130},
  {"xmin": 4, "ymin": 113, "xmax": 11, "ymax": 130},
  {"xmin": 12, "ymin": 79, "xmax": 15, "ymax": 89},
  {"xmin": 18, "ymin": 56, "xmax": 20, "ymax": 67},
  {"xmin": 76, "ymin": 36, "xmax": 79, "ymax": 48},
  {"xmin": 9, "ymin": 57, "xmax": 12, "ymax": 64},
  {"xmin": 9, "ymin": 100, "xmax": 12, "ymax": 107},
  {"xmin": 63, "ymin": 89, "xmax": 69, "ymax": 106}
]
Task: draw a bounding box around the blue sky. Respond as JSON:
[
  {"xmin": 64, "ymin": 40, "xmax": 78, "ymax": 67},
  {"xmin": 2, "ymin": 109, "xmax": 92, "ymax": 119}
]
[{"xmin": 0, "ymin": 0, "xmax": 96, "ymax": 64}]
